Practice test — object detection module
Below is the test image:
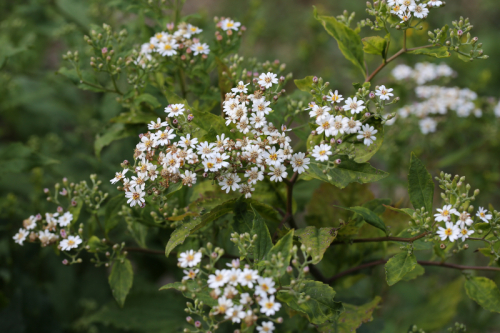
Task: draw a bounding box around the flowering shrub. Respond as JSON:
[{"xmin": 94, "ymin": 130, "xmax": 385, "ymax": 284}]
[{"xmin": 8, "ymin": 0, "xmax": 500, "ymax": 332}]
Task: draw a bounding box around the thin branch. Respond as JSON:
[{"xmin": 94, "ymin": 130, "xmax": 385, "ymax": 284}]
[
  {"xmin": 331, "ymin": 231, "xmax": 429, "ymax": 246},
  {"xmin": 327, "ymin": 258, "xmax": 500, "ymax": 283}
]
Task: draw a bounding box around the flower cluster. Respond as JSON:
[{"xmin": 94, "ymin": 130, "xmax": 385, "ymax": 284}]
[
  {"xmin": 388, "ymin": 0, "xmax": 441, "ymax": 22},
  {"xmin": 136, "ymin": 21, "xmax": 211, "ymax": 67},
  {"xmin": 392, "ymin": 62, "xmax": 454, "ymax": 85},
  {"xmin": 435, "ymin": 204, "xmax": 491, "ymax": 242},
  {"xmin": 112, "ymin": 72, "xmax": 314, "ymax": 207},
  {"xmin": 177, "ymin": 249, "xmax": 281, "ymax": 332}
]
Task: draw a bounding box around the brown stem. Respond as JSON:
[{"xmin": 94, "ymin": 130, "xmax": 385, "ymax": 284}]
[
  {"xmin": 331, "ymin": 231, "xmax": 428, "ymax": 246},
  {"xmin": 327, "ymin": 259, "xmax": 500, "ymax": 283}
]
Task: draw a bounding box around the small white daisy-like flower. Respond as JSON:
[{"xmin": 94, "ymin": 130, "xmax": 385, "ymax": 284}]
[
  {"xmin": 327, "ymin": 90, "xmax": 344, "ymax": 104},
  {"xmin": 253, "ymin": 99, "xmax": 272, "ymax": 115},
  {"xmin": 214, "ymin": 296, "xmax": 233, "ymax": 314},
  {"xmin": 309, "ymin": 105, "xmax": 331, "ymax": 119},
  {"xmin": 316, "ymin": 116, "xmax": 333, "ymax": 136},
  {"xmin": 456, "ymin": 211, "xmax": 473, "ymax": 228},
  {"xmin": 187, "ymin": 24, "xmax": 202, "ymax": 35},
  {"xmin": 330, "ymin": 115, "xmax": 348, "ymax": 136},
  {"xmin": 157, "ymin": 41, "xmax": 178, "ymax": 56},
  {"xmin": 345, "ymin": 117, "xmax": 362, "ymax": 134},
  {"xmin": 39, "ymin": 229, "xmax": 58, "ymax": 246},
  {"xmin": 125, "ymin": 185, "xmax": 146, "ymax": 207},
  {"xmin": 219, "ymin": 174, "xmax": 241, "ymax": 193},
  {"xmin": 180, "ymin": 170, "xmax": 197, "ymax": 187},
  {"xmin": 419, "ymin": 117, "xmax": 437, "ymax": 135},
  {"xmin": 434, "ymin": 204, "xmax": 458, "ymax": 222},
  {"xmin": 413, "ymin": 3, "xmax": 429, "ymax": 18},
  {"xmin": 220, "ymin": 18, "xmax": 241, "ymax": 31},
  {"xmin": 259, "ymin": 295, "xmax": 281, "ymax": 316},
  {"xmin": 151, "ymin": 31, "xmax": 169, "ymax": 44},
  {"xmin": 197, "ymin": 142, "xmax": 215, "ymax": 159},
  {"xmin": 225, "ymin": 305, "xmax": 245, "ymax": 323},
  {"xmin": 428, "ymin": 0, "xmax": 443, "ymax": 7},
  {"xmin": 225, "ymin": 268, "xmax": 242, "ymax": 286},
  {"xmin": 24, "ymin": 215, "xmax": 37, "ymax": 230},
  {"xmin": 178, "ymin": 250, "xmax": 202, "ymax": 268},
  {"xmin": 60, "ymin": 235, "xmax": 82, "ymax": 251},
  {"xmin": 190, "ymin": 42, "xmax": 210, "ymax": 56},
  {"xmin": 13, "ymin": 228, "xmax": 28, "ymax": 246},
  {"xmin": 182, "ymin": 269, "xmax": 199, "ymax": 280},
  {"xmin": 375, "ymin": 85, "xmax": 394, "ymax": 101},
  {"xmin": 400, "ymin": 0, "xmax": 415, "ymax": 11},
  {"xmin": 258, "ymin": 72, "xmax": 278, "ymax": 89},
  {"xmin": 110, "ymin": 168, "xmax": 129, "ymax": 184},
  {"xmin": 232, "ymin": 81, "xmax": 250, "ymax": 94},
  {"xmin": 437, "ymin": 221, "xmax": 460, "ymax": 242},
  {"xmin": 239, "ymin": 183, "xmax": 255, "ymax": 198},
  {"xmin": 203, "ymin": 158, "xmax": 218, "ymax": 172},
  {"xmin": 255, "ymin": 277, "xmax": 277, "ymax": 297},
  {"xmin": 291, "ymin": 152, "xmax": 310, "ymax": 174},
  {"xmin": 226, "ymin": 259, "xmax": 240, "ymax": 269},
  {"xmin": 240, "ymin": 292, "xmax": 253, "ymax": 305},
  {"xmin": 245, "ymin": 167, "xmax": 264, "ymax": 184},
  {"xmin": 165, "ymin": 104, "xmax": 185, "ymax": 117},
  {"xmin": 238, "ymin": 268, "xmax": 259, "ymax": 288},
  {"xmin": 148, "ymin": 117, "xmax": 168, "ymax": 130},
  {"xmin": 476, "ymin": 207, "xmax": 492, "ymax": 223},
  {"xmin": 357, "ymin": 124, "xmax": 378, "ymax": 147},
  {"xmin": 343, "ymin": 97, "xmax": 366, "ymax": 114},
  {"xmin": 458, "ymin": 227, "xmax": 474, "ymax": 242},
  {"xmin": 208, "ymin": 269, "xmax": 229, "ymax": 289},
  {"xmin": 257, "ymin": 321, "xmax": 275, "ymax": 333},
  {"xmin": 178, "ymin": 134, "xmax": 198, "ymax": 149},
  {"xmin": 58, "ymin": 212, "xmax": 73, "ymax": 227},
  {"xmin": 312, "ymin": 144, "xmax": 332, "ymax": 162},
  {"xmin": 268, "ymin": 165, "xmax": 288, "ymax": 182}
]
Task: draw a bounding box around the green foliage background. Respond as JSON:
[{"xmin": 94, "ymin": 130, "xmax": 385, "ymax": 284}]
[{"xmin": 1, "ymin": 0, "xmax": 500, "ymax": 332}]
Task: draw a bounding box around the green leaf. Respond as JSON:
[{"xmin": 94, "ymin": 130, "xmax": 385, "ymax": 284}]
[
  {"xmin": 160, "ymin": 280, "xmax": 217, "ymax": 307},
  {"xmin": 295, "ymin": 227, "xmax": 337, "ymax": 264},
  {"xmin": 351, "ymin": 119, "xmax": 384, "ymax": 163},
  {"xmin": 301, "ymin": 157, "xmax": 388, "ymax": 189},
  {"xmin": 313, "ymin": 6, "xmax": 365, "ymax": 76},
  {"xmin": 94, "ymin": 123, "xmax": 136, "ymax": 158},
  {"xmin": 362, "ymin": 36, "xmax": 387, "ymax": 57},
  {"xmin": 319, "ymin": 296, "xmax": 382, "ymax": 333},
  {"xmin": 401, "ymin": 264, "xmax": 425, "ymax": 281},
  {"xmin": 110, "ymin": 111, "xmax": 157, "ymax": 125},
  {"xmin": 464, "ymin": 277, "xmax": 500, "ymax": 313},
  {"xmin": 165, "ymin": 219, "xmax": 203, "ymax": 257},
  {"xmin": 134, "ymin": 93, "xmax": 161, "ymax": 109},
  {"xmin": 250, "ymin": 206, "xmax": 273, "ymax": 263},
  {"xmin": 69, "ymin": 200, "xmax": 83, "ymax": 225},
  {"xmin": 277, "ymin": 281, "xmax": 342, "ymax": 325},
  {"xmin": 87, "ymin": 235, "xmax": 107, "ymax": 253},
  {"xmin": 334, "ymin": 206, "xmax": 386, "ymax": 233},
  {"xmin": 408, "ymin": 46, "xmax": 451, "ymax": 58},
  {"xmin": 385, "ymin": 252, "xmax": 417, "ymax": 286},
  {"xmin": 294, "ymin": 76, "xmax": 315, "ymax": 92},
  {"xmin": 105, "ymin": 195, "xmax": 125, "ymax": 234},
  {"xmin": 457, "ymin": 53, "xmax": 472, "ymax": 62},
  {"xmin": 408, "ymin": 152, "xmax": 434, "ymax": 213},
  {"xmin": 384, "ymin": 205, "xmax": 416, "ymax": 219},
  {"xmin": 265, "ymin": 229, "xmax": 294, "ymax": 276},
  {"xmin": 108, "ymin": 259, "xmax": 134, "ymax": 307}
]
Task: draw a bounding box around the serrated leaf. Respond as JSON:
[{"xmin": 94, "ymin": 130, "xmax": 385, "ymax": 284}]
[
  {"xmin": 313, "ymin": 6, "xmax": 365, "ymax": 76},
  {"xmin": 362, "ymin": 36, "xmax": 387, "ymax": 56},
  {"xmin": 277, "ymin": 281, "xmax": 342, "ymax": 325},
  {"xmin": 401, "ymin": 264, "xmax": 425, "ymax": 281},
  {"xmin": 109, "ymin": 259, "xmax": 134, "ymax": 307},
  {"xmin": 250, "ymin": 206, "xmax": 273, "ymax": 262},
  {"xmin": 165, "ymin": 219, "xmax": 203, "ymax": 257},
  {"xmin": 301, "ymin": 157, "xmax": 388, "ymax": 189},
  {"xmin": 408, "ymin": 152, "xmax": 434, "ymax": 214},
  {"xmin": 385, "ymin": 252, "xmax": 417, "ymax": 286},
  {"xmin": 265, "ymin": 229, "xmax": 294, "ymax": 276},
  {"xmin": 408, "ymin": 46, "xmax": 451, "ymax": 58},
  {"xmin": 294, "ymin": 76, "xmax": 315, "ymax": 92},
  {"xmin": 296, "ymin": 226, "xmax": 337, "ymax": 264},
  {"xmin": 319, "ymin": 296, "xmax": 382, "ymax": 333},
  {"xmin": 105, "ymin": 195, "xmax": 125, "ymax": 234},
  {"xmin": 334, "ymin": 206, "xmax": 386, "ymax": 233},
  {"xmin": 464, "ymin": 277, "xmax": 500, "ymax": 313},
  {"xmin": 134, "ymin": 93, "xmax": 161, "ymax": 109}
]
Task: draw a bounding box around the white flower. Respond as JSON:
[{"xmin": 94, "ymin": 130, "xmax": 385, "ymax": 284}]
[
  {"xmin": 456, "ymin": 211, "xmax": 473, "ymax": 228},
  {"xmin": 419, "ymin": 117, "xmax": 437, "ymax": 134},
  {"xmin": 39, "ymin": 230, "xmax": 58, "ymax": 246},
  {"xmin": 203, "ymin": 158, "xmax": 218, "ymax": 172},
  {"xmin": 343, "ymin": 97, "xmax": 366, "ymax": 114},
  {"xmin": 157, "ymin": 41, "xmax": 178, "ymax": 56},
  {"xmin": 208, "ymin": 269, "xmax": 229, "ymax": 289},
  {"xmin": 238, "ymin": 268, "xmax": 259, "ymax": 288},
  {"xmin": 330, "ymin": 115, "xmax": 348, "ymax": 136},
  {"xmin": 250, "ymin": 112, "xmax": 267, "ymax": 128},
  {"xmin": 178, "ymin": 134, "xmax": 198, "ymax": 149},
  {"xmin": 215, "ymin": 296, "xmax": 233, "ymax": 314},
  {"xmin": 413, "ymin": 4, "xmax": 429, "ymax": 18},
  {"xmin": 220, "ymin": 18, "xmax": 241, "ymax": 31},
  {"xmin": 130, "ymin": 172, "xmax": 148, "ymax": 189},
  {"xmin": 476, "ymin": 207, "xmax": 492, "ymax": 223},
  {"xmin": 216, "ymin": 134, "xmax": 229, "ymax": 148},
  {"xmin": 245, "ymin": 167, "xmax": 264, "ymax": 184},
  {"xmin": 257, "ymin": 321, "xmax": 275, "ymax": 333},
  {"xmin": 400, "ymin": 0, "xmax": 415, "ymax": 11},
  {"xmin": 312, "ymin": 144, "xmax": 332, "ymax": 162},
  {"xmin": 434, "ymin": 205, "xmax": 458, "ymax": 222},
  {"xmin": 264, "ymin": 146, "xmax": 284, "ymax": 166},
  {"xmin": 259, "ymin": 295, "xmax": 281, "ymax": 316},
  {"xmin": 291, "ymin": 152, "xmax": 310, "ymax": 174},
  {"xmin": 60, "ymin": 235, "xmax": 82, "ymax": 251},
  {"xmin": 181, "ymin": 170, "xmax": 197, "ymax": 187},
  {"xmin": 428, "ymin": 0, "xmax": 443, "ymax": 7},
  {"xmin": 437, "ymin": 221, "xmax": 460, "ymax": 242},
  {"xmin": 125, "ymin": 185, "xmax": 146, "ymax": 207},
  {"xmin": 458, "ymin": 227, "xmax": 474, "ymax": 242},
  {"xmin": 13, "ymin": 228, "xmax": 28, "ymax": 245},
  {"xmin": 268, "ymin": 165, "xmax": 288, "ymax": 182},
  {"xmin": 255, "ymin": 277, "xmax": 276, "ymax": 297},
  {"xmin": 309, "ymin": 105, "xmax": 330, "ymax": 118},
  {"xmin": 165, "ymin": 104, "xmax": 185, "ymax": 117},
  {"xmin": 219, "ymin": 174, "xmax": 241, "ymax": 193},
  {"xmin": 111, "ymin": 168, "xmax": 128, "ymax": 184},
  {"xmin": 151, "ymin": 31, "xmax": 169, "ymax": 44},
  {"xmin": 226, "ymin": 268, "xmax": 242, "ymax": 286},
  {"xmin": 178, "ymin": 250, "xmax": 202, "ymax": 268},
  {"xmin": 187, "ymin": 24, "xmax": 202, "ymax": 35},
  {"xmin": 316, "ymin": 116, "xmax": 334, "ymax": 136},
  {"xmin": 190, "ymin": 42, "xmax": 210, "ymax": 56},
  {"xmin": 392, "ymin": 64, "xmax": 413, "ymax": 81},
  {"xmin": 253, "ymin": 99, "xmax": 272, "ymax": 115},
  {"xmin": 137, "ymin": 135, "xmax": 155, "ymax": 152},
  {"xmin": 258, "ymin": 72, "xmax": 278, "ymax": 89},
  {"xmin": 182, "ymin": 269, "xmax": 199, "ymax": 280},
  {"xmin": 345, "ymin": 117, "xmax": 362, "ymax": 134},
  {"xmin": 141, "ymin": 42, "xmax": 156, "ymax": 54},
  {"xmin": 197, "ymin": 142, "xmax": 215, "ymax": 159},
  {"xmin": 375, "ymin": 85, "xmax": 394, "ymax": 101},
  {"xmin": 327, "ymin": 90, "xmax": 344, "ymax": 104},
  {"xmin": 214, "ymin": 152, "xmax": 230, "ymax": 169},
  {"xmin": 232, "ymin": 81, "xmax": 250, "ymax": 94},
  {"xmin": 24, "ymin": 215, "xmax": 37, "ymax": 230},
  {"xmin": 225, "ymin": 305, "xmax": 245, "ymax": 323},
  {"xmin": 357, "ymin": 124, "xmax": 378, "ymax": 146},
  {"xmin": 226, "ymin": 259, "xmax": 240, "ymax": 269},
  {"xmin": 58, "ymin": 212, "xmax": 73, "ymax": 227},
  {"xmin": 148, "ymin": 117, "xmax": 168, "ymax": 130},
  {"xmin": 239, "ymin": 183, "xmax": 255, "ymax": 198},
  {"xmin": 240, "ymin": 292, "xmax": 253, "ymax": 305}
]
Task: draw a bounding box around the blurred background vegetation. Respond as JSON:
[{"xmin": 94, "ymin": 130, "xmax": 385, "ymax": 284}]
[{"xmin": 1, "ymin": 0, "xmax": 500, "ymax": 332}]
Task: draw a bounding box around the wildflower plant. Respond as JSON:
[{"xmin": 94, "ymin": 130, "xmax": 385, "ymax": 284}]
[{"xmin": 12, "ymin": 0, "xmax": 500, "ymax": 332}]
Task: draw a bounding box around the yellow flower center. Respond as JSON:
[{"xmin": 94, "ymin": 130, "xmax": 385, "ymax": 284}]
[
  {"xmin": 445, "ymin": 228, "xmax": 452, "ymax": 236},
  {"xmin": 461, "ymin": 229, "xmax": 468, "ymax": 235},
  {"xmin": 207, "ymin": 162, "xmax": 214, "ymax": 168},
  {"xmin": 68, "ymin": 239, "xmax": 75, "ymax": 246},
  {"xmin": 265, "ymin": 302, "xmax": 274, "ymax": 309},
  {"xmin": 443, "ymin": 210, "xmax": 449, "ymax": 216},
  {"xmin": 133, "ymin": 193, "xmax": 140, "ymax": 200},
  {"xmin": 227, "ymin": 22, "xmax": 234, "ymax": 27},
  {"xmin": 164, "ymin": 44, "xmax": 172, "ymax": 50},
  {"xmin": 319, "ymin": 150, "xmax": 326, "ymax": 156}
]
